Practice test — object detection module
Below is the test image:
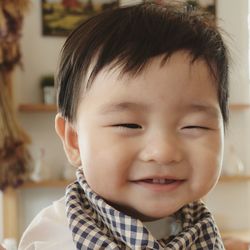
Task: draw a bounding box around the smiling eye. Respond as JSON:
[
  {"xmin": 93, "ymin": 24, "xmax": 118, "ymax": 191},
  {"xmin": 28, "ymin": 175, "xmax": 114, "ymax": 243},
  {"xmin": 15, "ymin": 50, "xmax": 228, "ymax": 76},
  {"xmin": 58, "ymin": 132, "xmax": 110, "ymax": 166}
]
[
  {"xmin": 113, "ymin": 123, "xmax": 142, "ymax": 129},
  {"xmin": 183, "ymin": 126, "xmax": 209, "ymax": 130}
]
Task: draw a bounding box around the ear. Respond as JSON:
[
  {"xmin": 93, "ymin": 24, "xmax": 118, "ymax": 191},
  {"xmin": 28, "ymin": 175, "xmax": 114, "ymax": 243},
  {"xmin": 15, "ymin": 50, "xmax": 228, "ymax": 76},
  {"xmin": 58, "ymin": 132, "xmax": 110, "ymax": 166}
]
[{"xmin": 55, "ymin": 113, "xmax": 81, "ymax": 167}]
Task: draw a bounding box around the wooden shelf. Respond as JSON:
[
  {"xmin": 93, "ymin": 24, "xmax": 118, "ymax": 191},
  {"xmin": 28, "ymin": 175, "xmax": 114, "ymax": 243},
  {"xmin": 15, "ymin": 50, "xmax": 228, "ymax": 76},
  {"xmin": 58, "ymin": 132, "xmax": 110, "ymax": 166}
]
[
  {"xmin": 219, "ymin": 175, "xmax": 250, "ymax": 182},
  {"xmin": 221, "ymin": 229, "xmax": 250, "ymax": 241},
  {"xmin": 20, "ymin": 179, "xmax": 74, "ymax": 188},
  {"xmin": 229, "ymin": 103, "xmax": 250, "ymax": 110},
  {"xmin": 19, "ymin": 103, "xmax": 57, "ymax": 112}
]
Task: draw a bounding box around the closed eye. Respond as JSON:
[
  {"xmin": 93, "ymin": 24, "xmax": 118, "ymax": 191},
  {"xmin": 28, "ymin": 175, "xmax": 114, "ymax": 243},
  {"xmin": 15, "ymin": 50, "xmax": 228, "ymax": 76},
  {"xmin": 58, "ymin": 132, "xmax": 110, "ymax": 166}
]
[
  {"xmin": 183, "ymin": 126, "xmax": 210, "ymax": 130},
  {"xmin": 112, "ymin": 123, "xmax": 142, "ymax": 129}
]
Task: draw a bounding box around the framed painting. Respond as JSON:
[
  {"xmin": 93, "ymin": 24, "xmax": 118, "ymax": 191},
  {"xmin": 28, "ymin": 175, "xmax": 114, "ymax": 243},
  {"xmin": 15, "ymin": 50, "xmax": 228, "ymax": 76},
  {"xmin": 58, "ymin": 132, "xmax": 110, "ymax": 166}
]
[
  {"xmin": 143, "ymin": 0, "xmax": 216, "ymax": 18},
  {"xmin": 42, "ymin": 0, "xmax": 120, "ymax": 36}
]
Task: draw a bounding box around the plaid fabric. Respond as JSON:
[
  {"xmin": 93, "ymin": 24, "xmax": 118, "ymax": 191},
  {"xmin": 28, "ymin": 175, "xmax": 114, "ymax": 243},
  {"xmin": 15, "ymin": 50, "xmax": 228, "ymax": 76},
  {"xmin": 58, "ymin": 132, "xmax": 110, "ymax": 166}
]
[{"xmin": 65, "ymin": 168, "xmax": 225, "ymax": 249}]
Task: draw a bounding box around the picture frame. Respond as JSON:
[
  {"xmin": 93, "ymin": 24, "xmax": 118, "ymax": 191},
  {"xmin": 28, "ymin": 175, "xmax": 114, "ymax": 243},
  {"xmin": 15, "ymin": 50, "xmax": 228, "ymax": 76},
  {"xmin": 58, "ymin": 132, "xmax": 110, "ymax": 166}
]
[
  {"xmin": 143, "ymin": 0, "xmax": 216, "ymax": 18},
  {"xmin": 42, "ymin": 0, "xmax": 120, "ymax": 37}
]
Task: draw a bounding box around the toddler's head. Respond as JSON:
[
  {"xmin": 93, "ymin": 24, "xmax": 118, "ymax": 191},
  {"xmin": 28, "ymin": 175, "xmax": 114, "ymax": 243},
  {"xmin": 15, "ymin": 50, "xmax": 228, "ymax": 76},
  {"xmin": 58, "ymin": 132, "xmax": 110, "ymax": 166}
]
[{"xmin": 55, "ymin": 2, "xmax": 229, "ymax": 221}]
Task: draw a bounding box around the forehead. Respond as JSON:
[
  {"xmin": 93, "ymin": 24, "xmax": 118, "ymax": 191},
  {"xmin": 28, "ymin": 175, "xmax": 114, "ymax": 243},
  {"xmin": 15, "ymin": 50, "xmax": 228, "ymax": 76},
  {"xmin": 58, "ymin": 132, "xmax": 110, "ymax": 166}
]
[
  {"xmin": 88, "ymin": 51, "xmax": 216, "ymax": 93},
  {"xmin": 86, "ymin": 49, "xmax": 217, "ymax": 89},
  {"xmin": 89, "ymin": 50, "xmax": 216, "ymax": 89},
  {"xmin": 78, "ymin": 51, "xmax": 219, "ymax": 117}
]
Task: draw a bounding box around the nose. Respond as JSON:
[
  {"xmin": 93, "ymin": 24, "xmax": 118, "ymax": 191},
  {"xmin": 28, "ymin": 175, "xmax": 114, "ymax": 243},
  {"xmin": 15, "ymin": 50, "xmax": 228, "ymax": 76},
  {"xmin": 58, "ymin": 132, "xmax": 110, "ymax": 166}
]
[{"xmin": 139, "ymin": 131, "xmax": 183, "ymax": 165}]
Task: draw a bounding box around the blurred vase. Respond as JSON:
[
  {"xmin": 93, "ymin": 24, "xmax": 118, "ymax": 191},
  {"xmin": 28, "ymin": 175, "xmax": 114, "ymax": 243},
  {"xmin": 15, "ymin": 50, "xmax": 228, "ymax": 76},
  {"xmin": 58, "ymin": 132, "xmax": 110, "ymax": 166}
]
[
  {"xmin": 62, "ymin": 162, "xmax": 76, "ymax": 180},
  {"xmin": 30, "ymin": 148, "xmax": 51, "ymax": 182},
  {"xmin": 222, "ymin": 145, "xmax": 245, "ymax": 176}
]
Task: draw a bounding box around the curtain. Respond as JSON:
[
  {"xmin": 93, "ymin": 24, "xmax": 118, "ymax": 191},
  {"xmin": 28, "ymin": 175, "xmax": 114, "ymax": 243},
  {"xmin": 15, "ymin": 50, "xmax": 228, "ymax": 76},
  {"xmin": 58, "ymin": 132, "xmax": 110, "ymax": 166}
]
[{"xmin": 0, "ymin": 0, "xmax": 32, "ymax": 190}]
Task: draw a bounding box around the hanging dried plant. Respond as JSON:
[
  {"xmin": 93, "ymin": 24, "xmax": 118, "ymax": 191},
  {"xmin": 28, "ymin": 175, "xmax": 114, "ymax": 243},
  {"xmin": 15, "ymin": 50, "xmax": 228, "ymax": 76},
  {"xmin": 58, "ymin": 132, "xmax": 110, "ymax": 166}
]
[
  {"xmin": 0, "ymin": 74, "xmax": 32, "ymax": 190},
  {"xmin": 0, "ymin": 0, "xmax": 32, "ymax": 190},
  {"xmin": 0, "ymin": 0, "xmax": 30, "ymax": 71}
]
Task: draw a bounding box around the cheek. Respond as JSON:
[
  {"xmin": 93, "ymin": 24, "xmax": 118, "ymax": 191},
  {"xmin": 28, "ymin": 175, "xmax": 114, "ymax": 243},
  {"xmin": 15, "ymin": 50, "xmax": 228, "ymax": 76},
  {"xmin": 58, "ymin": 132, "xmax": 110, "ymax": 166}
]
[
  {"xmin": 209, "ymin": 134, "xmax": 224, "ymax": 177},
  {"xmin": 77, "ymin": 131, "xmax": 135, "ymax": 192},
  {"xmin": 189, "ymin": 134, "xmax": 224, "ymax": 191}
]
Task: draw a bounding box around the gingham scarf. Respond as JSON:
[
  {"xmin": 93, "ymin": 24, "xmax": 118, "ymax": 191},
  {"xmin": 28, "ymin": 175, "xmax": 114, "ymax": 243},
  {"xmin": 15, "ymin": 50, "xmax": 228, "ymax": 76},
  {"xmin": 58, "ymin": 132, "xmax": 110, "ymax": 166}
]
[{"xmin": 66, "ymin": 168, "xmax": 225, "ymax": 249}]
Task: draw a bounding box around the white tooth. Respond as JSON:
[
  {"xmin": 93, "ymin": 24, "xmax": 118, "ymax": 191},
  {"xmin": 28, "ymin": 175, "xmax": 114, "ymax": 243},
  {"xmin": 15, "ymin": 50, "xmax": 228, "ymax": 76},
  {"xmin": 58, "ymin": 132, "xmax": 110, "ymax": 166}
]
[
  {"xmin": 159, "ymin": 179, "xmax": 165, "ymax": 184},
  {"xmin": 152, "ymin": 179, "xmax": 165, "ymax": 184}
]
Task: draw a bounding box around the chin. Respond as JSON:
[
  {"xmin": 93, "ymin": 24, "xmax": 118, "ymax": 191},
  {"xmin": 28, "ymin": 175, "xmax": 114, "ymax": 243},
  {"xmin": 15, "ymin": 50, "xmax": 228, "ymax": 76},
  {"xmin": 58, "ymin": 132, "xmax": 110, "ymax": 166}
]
[{"xmin": 138, "ymin": 207, "xmax": 180, "ymax": 221}]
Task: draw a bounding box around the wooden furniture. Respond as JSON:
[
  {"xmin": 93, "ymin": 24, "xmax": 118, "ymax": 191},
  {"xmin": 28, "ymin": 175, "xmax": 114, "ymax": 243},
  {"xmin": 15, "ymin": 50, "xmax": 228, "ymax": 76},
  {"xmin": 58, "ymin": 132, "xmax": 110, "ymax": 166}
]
[
  {"xmin": 19, "ymin": 104, "xmax": 57, "ymax": 112},
  {"xmin": 3, "ymin": 188, "xmax": 19, "ymax": 240},
  {"xmin": 3, "ymin": 179, "xmax": 72, "ymax": 240},
  {"xmin": 219, "ymin": 175, "xmax": 250, "ymax": 182},
  {"xmin": 221, "ymin": 230, "xmax": 250, "ymax": 241}
]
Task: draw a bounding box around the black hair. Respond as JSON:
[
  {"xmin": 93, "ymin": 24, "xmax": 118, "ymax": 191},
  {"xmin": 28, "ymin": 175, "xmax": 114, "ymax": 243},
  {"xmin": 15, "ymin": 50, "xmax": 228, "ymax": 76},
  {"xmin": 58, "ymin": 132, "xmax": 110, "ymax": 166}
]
[{"xmin": 56, "ymin": 2, "xmax": 229, "ymax": 124}]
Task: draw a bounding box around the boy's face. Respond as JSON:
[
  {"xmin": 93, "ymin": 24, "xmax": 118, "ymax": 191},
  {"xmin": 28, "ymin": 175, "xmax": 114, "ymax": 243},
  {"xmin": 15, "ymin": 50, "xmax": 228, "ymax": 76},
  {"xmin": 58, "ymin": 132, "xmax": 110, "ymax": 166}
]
[{"xmin": 56, "ymin": 51, "xmax": 224, "ymax": 221}]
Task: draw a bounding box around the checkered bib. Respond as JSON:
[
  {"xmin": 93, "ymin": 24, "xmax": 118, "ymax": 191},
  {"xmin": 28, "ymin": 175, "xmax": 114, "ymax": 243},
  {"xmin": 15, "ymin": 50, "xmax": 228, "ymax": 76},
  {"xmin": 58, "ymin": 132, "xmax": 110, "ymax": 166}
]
[{"xmin": 65, "ymin": 168, "xmax": 224, "ymax": 249}]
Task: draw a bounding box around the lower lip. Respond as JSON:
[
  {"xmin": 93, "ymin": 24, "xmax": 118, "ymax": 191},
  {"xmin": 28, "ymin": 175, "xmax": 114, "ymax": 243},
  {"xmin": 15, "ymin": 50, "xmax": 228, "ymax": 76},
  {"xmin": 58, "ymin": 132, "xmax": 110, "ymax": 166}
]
[{"xmin": 132, "ymin": 180, "xmax": 184, "ymax": 192}]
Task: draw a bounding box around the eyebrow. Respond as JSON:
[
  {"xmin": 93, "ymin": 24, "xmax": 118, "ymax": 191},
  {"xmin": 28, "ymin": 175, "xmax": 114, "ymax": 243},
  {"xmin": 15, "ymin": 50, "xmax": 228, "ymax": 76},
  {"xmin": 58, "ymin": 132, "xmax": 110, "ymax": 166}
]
[
  {"xmin": 98, "ymin": 101, "xmax": 146, "ymax": 114},
  {"xmin": 98, "ymin": 101, "xmax": 221, "ymax": 118},
  {"xmin": 185, "ymin": 103, "xmax": 221, "ymax": 118}
]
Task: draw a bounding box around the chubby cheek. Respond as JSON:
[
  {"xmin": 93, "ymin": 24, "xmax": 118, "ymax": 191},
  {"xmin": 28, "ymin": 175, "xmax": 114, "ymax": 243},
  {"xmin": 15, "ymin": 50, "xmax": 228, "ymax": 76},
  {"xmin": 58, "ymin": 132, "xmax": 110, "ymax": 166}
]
[
  {"xmin": 189, "ymin": 134, "xmax": 223, "ymax": 198},
  {"xmin": 77, "ymin": 131, "xmax": 134, "ymax": 197}
]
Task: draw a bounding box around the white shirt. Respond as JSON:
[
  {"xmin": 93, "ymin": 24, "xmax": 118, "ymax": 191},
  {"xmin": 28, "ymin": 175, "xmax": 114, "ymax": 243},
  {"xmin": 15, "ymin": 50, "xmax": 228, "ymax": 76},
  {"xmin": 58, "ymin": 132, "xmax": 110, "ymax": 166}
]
[
  {"xmin": 18, "ymin": 197, "xmax": 75, "ymax": 250},
  {"xmin": 19, "ymin": 197, "xmax": 181, "ymax": 250}
]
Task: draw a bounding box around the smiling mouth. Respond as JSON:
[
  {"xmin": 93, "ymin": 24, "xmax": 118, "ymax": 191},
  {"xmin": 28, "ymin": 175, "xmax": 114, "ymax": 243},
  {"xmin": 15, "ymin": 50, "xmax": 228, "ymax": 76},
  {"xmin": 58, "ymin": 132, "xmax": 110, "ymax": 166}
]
[
  {"xmin": 141, "ymin": 178, "xmax": 177, "ymax": 184},
  {"xmin": 132, "ymin": 178, "xmax": 184, "ymax": 192}
]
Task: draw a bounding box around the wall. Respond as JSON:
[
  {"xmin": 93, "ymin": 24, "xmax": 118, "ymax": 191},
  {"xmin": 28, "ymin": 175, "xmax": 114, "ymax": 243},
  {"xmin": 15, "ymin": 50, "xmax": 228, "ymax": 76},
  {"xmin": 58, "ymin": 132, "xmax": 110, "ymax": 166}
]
[
  {"xmin": 14, "ymin": 0, "xmax": 67, "ymax": 178},
  {"xmin": 0, "ymin": 0, "xmax": 249, "ymax": 239},
  {"xmin": 218, "ymin": 0, "xmax": 250, "ymax": 169},
  {"xmin": 219, "ymin": 0, "xmax": 250, "ymax": 103},
  {"xmin": 205, "ymin": 0, "xmax": 250, "ymax": 232}
]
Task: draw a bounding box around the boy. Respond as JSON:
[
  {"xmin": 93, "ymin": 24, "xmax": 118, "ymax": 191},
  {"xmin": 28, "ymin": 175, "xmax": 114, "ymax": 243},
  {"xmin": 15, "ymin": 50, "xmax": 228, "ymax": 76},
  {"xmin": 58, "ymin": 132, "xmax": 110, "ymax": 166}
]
[{"xmin": 19, "ymin": 2, "xmax": 229, "ymax": 249}]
